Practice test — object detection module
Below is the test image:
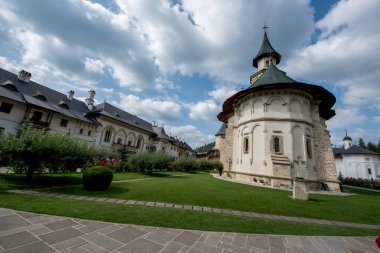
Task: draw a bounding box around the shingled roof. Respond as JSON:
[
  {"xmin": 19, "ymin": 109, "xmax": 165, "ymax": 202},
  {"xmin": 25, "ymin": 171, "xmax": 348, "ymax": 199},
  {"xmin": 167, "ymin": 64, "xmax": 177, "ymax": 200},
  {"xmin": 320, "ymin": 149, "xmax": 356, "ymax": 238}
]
[
  {"xmin": 333, "ymin": 146, "xmax": 379, "ymax": 155},
  {"xmin": 215, "ymin": 123, "xmax": 227, "ymax": 136},
  {"xmin": 252, "ymin": 32, "xmax": 281, "ymax": 68},
  {"xmin": 0, "ymin": 68, "xmax": 101, "ymax": 126},
  {"xmin": 93, "ymin": 102, "xmax": 156, "ymax": 135},
  {"xmin": 153, "ymin": 126, "xmax": 172, "ymax": 141}
]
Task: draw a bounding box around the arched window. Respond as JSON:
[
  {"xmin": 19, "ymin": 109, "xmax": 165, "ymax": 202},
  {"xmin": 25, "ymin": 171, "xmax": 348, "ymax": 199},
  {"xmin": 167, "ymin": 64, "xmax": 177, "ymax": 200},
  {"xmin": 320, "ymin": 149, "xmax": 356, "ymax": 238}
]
[
  {"xmin": 274, "ymin": 137, "xmax": 280, "ymax": 153},
  {"xmin": 136, "ymin": 138, "xmax": 141, "ymax": 148},
  {"xmin": 306, "ymin": 139, "xmax": 312, "ymax": 158},
  {"xmin": 243, "ymin": 137, "xmax": 249, "ymax": 153},
  {"xmin": 104, "ymin": 130, "xmax": 111, "ymax": 142}
]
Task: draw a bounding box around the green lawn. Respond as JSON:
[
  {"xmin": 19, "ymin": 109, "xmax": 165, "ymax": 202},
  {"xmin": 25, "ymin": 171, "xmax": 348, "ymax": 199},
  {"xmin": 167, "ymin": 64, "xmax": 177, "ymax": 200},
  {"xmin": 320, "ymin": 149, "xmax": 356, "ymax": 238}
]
[
  {"xmin": 1, "ymin": 171, "xmax": 379, "ymax": 235},
  {"xmin": 0, "ymin": 191, "xmax": 378, "ymax": 236},
  {"xmin": 39, "ymin": 172, "xmax": 380, "ymax": 225}
]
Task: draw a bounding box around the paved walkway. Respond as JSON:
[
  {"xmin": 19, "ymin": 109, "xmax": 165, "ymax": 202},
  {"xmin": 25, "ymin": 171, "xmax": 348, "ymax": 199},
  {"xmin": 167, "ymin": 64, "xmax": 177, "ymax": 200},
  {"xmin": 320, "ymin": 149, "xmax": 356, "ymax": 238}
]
[
  {"xmin": 342, "ymin": 185, "xmax": 380, "ymax": 193},
  {"xmin": 0, "ymin": 208, "xmax": 378, "ymax": 253},
  {"xmin": 8, "ymin": 190, "xmax": 380, "ymax": 230}
]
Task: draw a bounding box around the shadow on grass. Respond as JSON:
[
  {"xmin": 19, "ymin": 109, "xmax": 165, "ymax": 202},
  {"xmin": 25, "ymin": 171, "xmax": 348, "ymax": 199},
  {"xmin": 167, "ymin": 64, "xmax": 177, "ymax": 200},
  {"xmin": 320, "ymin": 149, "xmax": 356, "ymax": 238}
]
[{"xmin": 0, "ymin": 173, "xmax": 82, "ymax": 190}]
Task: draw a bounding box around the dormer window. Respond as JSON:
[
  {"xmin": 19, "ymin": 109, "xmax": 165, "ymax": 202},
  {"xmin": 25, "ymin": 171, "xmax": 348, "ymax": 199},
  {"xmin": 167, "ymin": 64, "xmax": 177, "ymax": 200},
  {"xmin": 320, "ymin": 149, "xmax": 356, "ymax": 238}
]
[
  {"xmin": 33, "ymin": 91, "xmax": 47, "ymax": 101},
  {"xmin": 1, "ymin": 81, "xmax": 18, "ymax": 91},
  {"xmin": 58, "ymin": 101, "xmax": 69, "ymax": 109}
]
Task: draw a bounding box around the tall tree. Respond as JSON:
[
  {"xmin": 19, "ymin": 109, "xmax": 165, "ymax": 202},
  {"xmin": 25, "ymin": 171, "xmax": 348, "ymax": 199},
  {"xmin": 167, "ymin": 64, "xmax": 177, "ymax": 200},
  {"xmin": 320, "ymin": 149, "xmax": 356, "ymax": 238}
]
[{"xmin": 358, "ymin": 138, "xmax": 366, "ymax": 148}]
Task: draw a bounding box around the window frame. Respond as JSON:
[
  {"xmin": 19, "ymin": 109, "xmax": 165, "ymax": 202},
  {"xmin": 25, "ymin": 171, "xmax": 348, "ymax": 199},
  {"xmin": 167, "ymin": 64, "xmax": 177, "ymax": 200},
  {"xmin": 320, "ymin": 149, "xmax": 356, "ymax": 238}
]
[
  {"xmin": 243, "ymin": 136, "xmax": 249, "ymax": 154},
  {"xmin": 30, "ymin": 111, "xmax": 43, "ymax": 122},
  {"xmin": 104, "ymin": 130, "xmax": 111, "ymax": 143},
  {"xmin": 59, "ymin": 119, "xmax": 68, "ymax": 127},
  {"xmin": 0, "ymin": 102, "xmax": 13, "ymax": 114}
]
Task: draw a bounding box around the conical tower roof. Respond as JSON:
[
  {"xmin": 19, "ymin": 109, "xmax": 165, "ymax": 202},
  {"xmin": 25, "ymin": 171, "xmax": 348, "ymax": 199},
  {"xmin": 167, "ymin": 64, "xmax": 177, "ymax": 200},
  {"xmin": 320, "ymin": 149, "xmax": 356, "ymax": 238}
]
[
  {"xmin": 250, "ymin": 63, "xmax": 296, "ymax": 88},
  {"xmin": 215, "ymin": 123, "xmax": 227, "ymax": 136},
  {"xmin": 252, "ymin": 32, "xmax": 281, "ymax": 68}
]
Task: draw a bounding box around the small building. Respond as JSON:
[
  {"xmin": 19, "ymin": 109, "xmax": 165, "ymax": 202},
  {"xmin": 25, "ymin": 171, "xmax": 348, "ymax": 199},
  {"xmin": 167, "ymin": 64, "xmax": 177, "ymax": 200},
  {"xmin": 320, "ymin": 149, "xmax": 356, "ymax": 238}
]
[{"xmin": 333, "ymin": 133, "xmax": 380, "ymax": 180}]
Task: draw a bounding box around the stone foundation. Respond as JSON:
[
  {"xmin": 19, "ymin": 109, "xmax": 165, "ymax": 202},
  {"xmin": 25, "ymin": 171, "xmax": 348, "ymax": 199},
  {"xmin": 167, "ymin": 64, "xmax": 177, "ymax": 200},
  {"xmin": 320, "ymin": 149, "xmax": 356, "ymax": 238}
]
[{"xmin": 223, "ymin": 171, "xmax": 340, "ymax": 192}]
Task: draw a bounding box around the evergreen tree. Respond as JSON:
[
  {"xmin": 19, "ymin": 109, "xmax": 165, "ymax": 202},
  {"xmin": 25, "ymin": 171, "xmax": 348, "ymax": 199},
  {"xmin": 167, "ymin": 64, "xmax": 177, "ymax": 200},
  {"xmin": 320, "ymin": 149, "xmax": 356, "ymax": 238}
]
[{"xmin": 358, "ymin": 138, "xmax": 366, "ymax": 148}]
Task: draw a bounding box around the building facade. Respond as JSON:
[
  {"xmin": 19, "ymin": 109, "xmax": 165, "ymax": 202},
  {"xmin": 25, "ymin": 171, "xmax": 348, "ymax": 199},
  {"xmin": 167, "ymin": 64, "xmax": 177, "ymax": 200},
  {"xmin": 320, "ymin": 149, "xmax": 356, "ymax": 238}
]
[
  {"xmin": 333, "ymin": 134, "xmax": 380, "ymax": 180},
  {"xmin": 217, "ymin": 31, "xmax": 340, "ymax": 191},
  {"xmin": 0, "ymin": 68, "xmax": 193, "ymax": 156}
]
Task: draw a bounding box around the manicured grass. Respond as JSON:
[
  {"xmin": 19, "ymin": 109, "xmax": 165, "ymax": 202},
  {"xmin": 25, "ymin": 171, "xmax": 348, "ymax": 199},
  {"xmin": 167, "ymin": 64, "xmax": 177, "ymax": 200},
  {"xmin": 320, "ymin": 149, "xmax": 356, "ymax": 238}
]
[
  {"xmin": 0, "ymin": 171, "xmax": 180, "ymax": 190},
  {"xmin": 0, "ymin": 191, "xmax": 378, "ymax": 236},
  {"xmin": 43, "ymin": 172, "xmax": 380, "ymax": 225}
]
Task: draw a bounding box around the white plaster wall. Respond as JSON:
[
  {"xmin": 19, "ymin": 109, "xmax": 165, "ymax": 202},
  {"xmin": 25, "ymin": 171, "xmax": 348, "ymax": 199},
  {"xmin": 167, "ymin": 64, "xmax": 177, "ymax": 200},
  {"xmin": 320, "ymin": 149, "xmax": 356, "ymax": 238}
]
[
  {"xmin": 231, "ymin": 90, "xmax": 318, "ymax": 179},
  {"xmin": 335, "ymin": 154, "xmax": 380, "ymax": 180},
  {"xmin": 95, "ymin": 117, "xmax": 151, "ymax": 151},
  {"xmin": 257, "ymin": 56, "xmax": 277, "ymax": 71},
  {"xmin": 0, "ymin": 98, "xmax": 26, "ymax": 134}
]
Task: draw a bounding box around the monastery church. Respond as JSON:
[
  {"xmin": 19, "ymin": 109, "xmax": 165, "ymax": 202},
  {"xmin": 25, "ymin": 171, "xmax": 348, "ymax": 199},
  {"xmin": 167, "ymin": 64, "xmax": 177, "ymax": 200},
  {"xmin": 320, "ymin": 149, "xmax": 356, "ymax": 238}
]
[{"xmin": 216, "ymin": 29, "xmax": 340, "ymax": 192}]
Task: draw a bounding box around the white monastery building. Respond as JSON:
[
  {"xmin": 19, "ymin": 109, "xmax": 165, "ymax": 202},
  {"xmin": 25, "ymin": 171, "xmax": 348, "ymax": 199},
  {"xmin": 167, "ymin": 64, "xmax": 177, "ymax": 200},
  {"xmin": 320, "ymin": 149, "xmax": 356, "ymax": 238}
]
[
  {"xmin": 217, "ymin": 30, "xmax": 340, "ymax": 191},
  {"xmin": 0, "ymin": 69, "xmax": 193, "ymax": 159},
  {"xmin": 333, "ymin": 133, "xmax": 380, "ymax": 180}
]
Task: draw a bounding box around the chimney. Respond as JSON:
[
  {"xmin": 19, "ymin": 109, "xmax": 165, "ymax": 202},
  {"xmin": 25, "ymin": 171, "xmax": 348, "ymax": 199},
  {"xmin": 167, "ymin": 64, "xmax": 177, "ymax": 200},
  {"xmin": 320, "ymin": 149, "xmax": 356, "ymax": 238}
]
[
  {"xmin": 67, "ymin": 90, "xmax": 74, "ymax": 101},
  {"xmin": 18, "ymin": 70, "xmax": 32, "ymax": 83},
  {"xmin": 85, "ymin": 90, "xmax": 96, "ymax": 110}
]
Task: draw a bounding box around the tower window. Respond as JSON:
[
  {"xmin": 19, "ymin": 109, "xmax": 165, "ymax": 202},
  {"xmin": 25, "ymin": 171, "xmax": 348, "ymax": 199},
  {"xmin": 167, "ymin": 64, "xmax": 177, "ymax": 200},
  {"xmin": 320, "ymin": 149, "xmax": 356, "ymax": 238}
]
[
  {"xmin": 104, "ymin": 130, "xmax": 111, "ymax": 142},
  {"xmin": 306, "ymin": 139, "xmax": 312, "ymax": 158},
  {"xmin": 272, "ymin": 136, "xmax": 283, "ymax": 154},
  {"xmin": 265, "ymin": 60, "xmax": 270, "ymax": 67},
  {"xmin": 368, "ymin": 168, "xmax": 372, "ymax": 175},
  {"xmin": 243, "ymin": 137, "xmax": 249, "ymax": 153},
  {"xmin": 274, "ymin": 137, "xmax": 280, "ymax": 153}
]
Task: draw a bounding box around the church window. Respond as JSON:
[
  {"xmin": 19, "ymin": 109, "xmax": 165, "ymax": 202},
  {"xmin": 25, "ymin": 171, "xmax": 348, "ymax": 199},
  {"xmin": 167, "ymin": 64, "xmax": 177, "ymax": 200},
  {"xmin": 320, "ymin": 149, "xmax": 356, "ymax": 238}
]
[
  {"xmin": 368, "ymin": 168, "xmax": 372, "ymax": 175},
  {"xmin": 0, "ymin": 102, "xmax": 13, "ymax": 114},
  {"xmin": 60, "ymin": 119, "xmax": 68, "ymax": 127},
  {"xmin": 104, "ymin": 130, "xmax": 111, "ymax": 142},
  {"xmin": 274, "ymin": 137, "xmax": 280, "ymax": 153},
  {"xmin": 88, "ymin": 130, "xmax": 92, "ymax": 136},
  {"xmin": 306, "ymin": 139, "xmax": 312, "ymax": 158},
  {"xmin": 243, "ymin": 137, "xmax": 249, "ymax": 153},
  {"xmin": 127, "ymin": 140, "xmax": 132, "ymax": 146},
  {"xmin": 271, "ymin": 136, "xmax": 283, "ymax": 154},
  {"xmin": 265, "ymin": 60, "xmax": 270, "ymax": 67},
  {"xmin": 79, "ymin": 128, "xmax": 84, "ymax": 135}
]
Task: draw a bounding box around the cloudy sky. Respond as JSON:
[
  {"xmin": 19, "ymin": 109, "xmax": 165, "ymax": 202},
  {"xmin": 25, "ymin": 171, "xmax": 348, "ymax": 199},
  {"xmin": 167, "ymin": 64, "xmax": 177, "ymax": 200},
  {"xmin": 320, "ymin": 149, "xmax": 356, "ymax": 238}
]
[{"xmin": 0, "ymin": 0, "xmax": 379, "ymax": 148}]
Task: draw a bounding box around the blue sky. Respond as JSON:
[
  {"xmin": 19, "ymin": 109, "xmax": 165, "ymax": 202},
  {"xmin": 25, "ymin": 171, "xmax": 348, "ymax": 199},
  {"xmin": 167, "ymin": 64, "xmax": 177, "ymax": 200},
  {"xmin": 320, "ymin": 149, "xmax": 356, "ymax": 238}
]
[{"xmin": 0, "ymin": 0, "xmax": 379, "ymax": 148}]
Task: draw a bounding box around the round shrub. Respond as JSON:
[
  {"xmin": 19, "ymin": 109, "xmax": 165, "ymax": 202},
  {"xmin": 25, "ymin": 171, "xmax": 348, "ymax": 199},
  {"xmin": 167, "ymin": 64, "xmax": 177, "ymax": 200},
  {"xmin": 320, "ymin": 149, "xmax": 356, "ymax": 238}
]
[{"xmin": 83, "ymin": 166, "xmax": 113, "ymax": 191}]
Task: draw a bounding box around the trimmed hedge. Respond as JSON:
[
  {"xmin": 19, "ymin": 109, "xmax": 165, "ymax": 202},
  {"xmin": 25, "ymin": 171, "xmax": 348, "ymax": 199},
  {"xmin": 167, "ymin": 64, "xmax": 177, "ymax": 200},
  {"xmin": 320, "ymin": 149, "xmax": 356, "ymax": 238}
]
[
  {"xmin": 341, "ymin": 177, "xmax": 380, "ymax": 190},
  {"xmin": 83, "ymin": 166, "xmax": 113, "ymax": 191}
]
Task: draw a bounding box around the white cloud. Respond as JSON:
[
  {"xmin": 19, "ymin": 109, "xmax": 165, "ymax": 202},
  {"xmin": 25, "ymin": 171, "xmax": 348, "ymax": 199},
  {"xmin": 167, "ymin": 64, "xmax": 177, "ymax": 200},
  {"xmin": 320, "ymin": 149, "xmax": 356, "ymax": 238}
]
[
  {"xmin": 84, "ymin": 58, "xmax": 105, "ymax": 74},
  {"xmin": 327, "ymin": 107, "xmax": 367, "ymax": 130},
  {"xmin": 117, "ymin": 93, "xmax": 181, "ymax": 122},
  {"xmin": 208, "ymin": 85, "xmax": 239, "ymax": 103},
  {"xmin": 165, "ymin": 124, "xmax": 215, "ymax": 148},
  {"xmin": 285, "ymin": 0, "xmax": 380, "ymax": 109},
  {"xmin": 188, "ymin": 100, "xmax": 220, "ymax": 121}
]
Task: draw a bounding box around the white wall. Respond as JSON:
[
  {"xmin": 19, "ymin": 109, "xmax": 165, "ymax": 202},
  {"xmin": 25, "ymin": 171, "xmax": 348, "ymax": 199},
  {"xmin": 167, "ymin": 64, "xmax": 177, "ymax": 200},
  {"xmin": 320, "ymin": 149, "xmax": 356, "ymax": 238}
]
[
  {"xmin": 336, "ymin": 154, "xmax": 380, "ymax": 180},
  {"xmin": 0, "ymin": 97, "xmax": 26, "ymax": 134},
  {"xmin": 231, "ymin": 90, "xmax": 318, "ymax": 179}
]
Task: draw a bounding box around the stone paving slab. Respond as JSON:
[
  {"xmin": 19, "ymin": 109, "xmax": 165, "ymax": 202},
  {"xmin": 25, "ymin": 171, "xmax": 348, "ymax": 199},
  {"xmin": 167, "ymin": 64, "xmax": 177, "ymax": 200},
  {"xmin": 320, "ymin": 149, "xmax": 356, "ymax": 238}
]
[{"xmin": 0, "ymin": 207, "xmax": 370, "ymax": 252}]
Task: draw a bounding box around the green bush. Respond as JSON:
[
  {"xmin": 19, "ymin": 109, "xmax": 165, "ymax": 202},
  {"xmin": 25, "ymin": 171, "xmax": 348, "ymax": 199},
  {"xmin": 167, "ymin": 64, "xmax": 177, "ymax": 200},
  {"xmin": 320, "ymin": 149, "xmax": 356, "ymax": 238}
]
[
  {"xmin": 0, "ymin": 124, "xmax": 101, "ymax": 180},
  {"xmin": 341, "ymin": 177, "xmax": 380, "ymax": 190},
  {"xmin": 175, "ymin": 156, "xmax": 199, "ymax": 172},
  {"xmin": 197, "ymin": 159, "xmax": 219, "ymax": 171},
  {"xmin": 128, "ymin": 152, "xmax": 172, "ymax": 172},
  {"xmin": 83, "ymin": 166, "xmax": 113, "ymax": 191}
]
